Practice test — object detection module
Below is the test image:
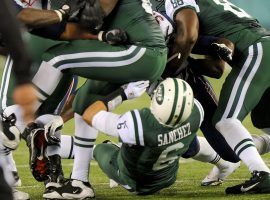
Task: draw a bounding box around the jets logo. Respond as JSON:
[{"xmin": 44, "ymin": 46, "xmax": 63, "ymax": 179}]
[{"xmin": 156, "ymin": 84, "xmax": 164, "ymax": 105}]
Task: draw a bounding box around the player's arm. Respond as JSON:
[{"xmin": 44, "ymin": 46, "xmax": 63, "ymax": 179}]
[
  {"xmin": 17, "ymin": 8, "xmax": 62, "ymax": 28},
  {"xmin": 82, "ymin": 81, "xmax": 149, "ymax": 126},
  {"xmin": 17, "ymin": 0, "xmax": 86, "ymax": 28},
  {"xmin": 188, "ymin": 56, "xmax": 225, "ymax": 79},
  {"xmin": 164, "ymin": 8, "xmax": 199, "ymax": 76},
  {"xmin": 189, "ymin": 37, "xmax": 234, "ymax": 78},
  {"xmin": 59, "ymin": 23, "xmax": 127, "ymax": 45}
]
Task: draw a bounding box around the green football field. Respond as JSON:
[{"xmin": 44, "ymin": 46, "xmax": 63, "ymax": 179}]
[{"xmin": 1, "ymin": 57, "xmax": 270, "ymax": 200}]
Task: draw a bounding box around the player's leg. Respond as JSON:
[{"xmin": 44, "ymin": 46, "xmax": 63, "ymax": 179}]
[
  {"xmin": 71, "ymin": 79, "xmax": 119, "ymax": 183},
  {"xmin": 34, "ymin": 40, "xmax": 167, "ymax": 100},
  {"xmin": 182, "ymin": 136, "xmax": 240, "ymax": 186},
  {"xmin": 44, "ymin": 80, "xmax": 120, "ymax": 199},
  {"xmin": 93, "ymin": 143, "xmax": 124, "ymax": 184},
  {"xmin": 213, "ymin": 41, "xmax": 270, "ymax": 194},
  {"xmin": 186, "ymin": 72, "xmax": 240, "ymax": 162}
]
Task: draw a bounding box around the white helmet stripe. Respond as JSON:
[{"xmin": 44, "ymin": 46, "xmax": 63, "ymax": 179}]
[
  {"xmin": 174, "ymin": 80, "xmax": 187, "ymax": 126},
  {"xmin": 165, "ymin": 78, "xmax": 179, "ymax": 125}
]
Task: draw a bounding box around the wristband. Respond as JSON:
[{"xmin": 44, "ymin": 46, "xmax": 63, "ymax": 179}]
[
  {"xmin": 102, "ymin": 88, "xmax": 127, "ymax": 111},
  {"xmin": 98, "ymin": 31, "xmax": 104, "ymax": 42},
  {"xmin": 54, "ymin": 10, "xmax": 63, "ymax": 22}
]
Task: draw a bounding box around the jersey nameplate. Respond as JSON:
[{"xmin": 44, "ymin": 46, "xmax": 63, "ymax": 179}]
[{"xmin": 158, "ymin": 123, "xmax": 191, "ymax": 146}]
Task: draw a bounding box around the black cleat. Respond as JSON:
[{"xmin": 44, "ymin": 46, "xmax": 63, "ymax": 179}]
[
  {"xmin": 24, "ymin": 123, "xmax": 50, "ymax": 182},
  {"xmin": 226, "ymin": 171, "xmax": 270, "ymax": 194}
]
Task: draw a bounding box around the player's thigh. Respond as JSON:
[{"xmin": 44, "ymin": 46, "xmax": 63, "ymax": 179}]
[
  {"xmin": 213, "ymin": 42, "xmax": 270, "ymax": 124},
  {"xmin": 93, "ymin": 143, "xmax": 123, "ymax": 183},
  {"xmin": 26, "ymin": 33, "xmax": 66, "ymax": 63},
  {"xmin": 72, "ymin": 79, "xmax": 120, "ymax": 115},
  {"xmin": 37, "ymin": 74, "xmax": 74, "ymax": 115},
  {"xmin": 42, "ymin": 40, "xmax": 167, "ymax": 83},
  {"xmin": 251, "ymin": 88, "xmax": 270, "ymax": 129}
]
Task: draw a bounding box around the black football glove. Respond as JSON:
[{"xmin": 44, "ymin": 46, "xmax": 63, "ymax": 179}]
[
  {"xmin": 55, "ymin": 0, "xmax": 86, "ymax": 21},
  {"xmin": 211, "ymin": 42, "xmax": 233, "ymax": 63},
  {"xmin": 78, "ymin": 0, "xmax": 106, "ymax": 31},
  {"xmin": 98, "ymin": 29, "xmax": 128, "ymax": 45}
]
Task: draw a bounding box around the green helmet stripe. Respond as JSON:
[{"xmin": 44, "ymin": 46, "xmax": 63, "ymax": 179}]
[
  {"xmin": 174, "ymin": 80, "xmax": 187, "ymax": 126},
  {"xmin": 165, "ymin": 78, "xmax": 179, "ymax": 125}
]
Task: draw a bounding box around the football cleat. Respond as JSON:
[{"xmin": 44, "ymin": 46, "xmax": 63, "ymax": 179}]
[
  {"xmin": 24, "ymin": 123, "xmax": 50, "ymax": 182},
  {"xmin": 13, "ymin": 189, "xmax": 30, "ymax": 200},
  {"xmin": 43, "ymin": 179, "xmax": 95, "ymax": 199},
  {"xmin": 0, "ymin": 112, "xmax": 21, "ymax": 150},
  {"xmin": 12, "ymin": 171, "xmax": 22, "ymax": 187},
  {"xmin": 109, "ymin": 179, "xmax": 119, "ymax": 188},
  {"xmin": 43, "ymin": 155, "xmax": 65, "ymax": 199},
  {"xmin": 226, "ymin": 171, "xmax": 270, "ymax": 194},
  {"xmin": 201, "ymin": 162, "xmax": 240, "ymax": 186}
]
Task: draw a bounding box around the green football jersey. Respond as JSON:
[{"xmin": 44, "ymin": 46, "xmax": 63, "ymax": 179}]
[
  {"xmin": 164, "ymin": 0, "xmax": 270, "ymax": 51},
  {"xmin": 116, "ymin": 99, "xmax": 204, "ymax": 194},
  {"xmin": 102, "ymin": 0, "xmax": 166, "ymax": 49}
]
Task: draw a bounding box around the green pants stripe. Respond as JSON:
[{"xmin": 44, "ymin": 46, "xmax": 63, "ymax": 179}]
[
  {"xmin": 49, "ymin": 47, "xmax": 146, "ymax": 71},
  {"xmin": 221, "ymin": 43, "xmax": 263, "ymax": 120},
  {"xmin": 0, "ymin": 56, "xmax": 13, "ymax": 109}
]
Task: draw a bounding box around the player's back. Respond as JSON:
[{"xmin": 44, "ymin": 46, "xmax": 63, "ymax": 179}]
[
  {"xmin": 103, "ymin": 0, "xmax": 166, "ymax": 49},
  {"xmin": 164, "ymin": 0, "xmax": 270, "ymax": 51},
  {"xmin": 118, "ymin": 100, "xmax": 203, "ymax": 194},
  {"xmin": 197, "ymin": 0, "xmax": 270, "ymax": 50}
]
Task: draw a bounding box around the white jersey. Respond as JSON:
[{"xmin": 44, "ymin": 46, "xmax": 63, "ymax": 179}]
[
  {"xmin": 165, "ymin": 0, "xmax": 200, "ymax": 22},
  {"xmin": 153, "ymin": 11, "xmax": 174, "ymax": 42},
  {"xmin": 13, "ymin": 0, "xmax": 50, "ymax": 9}
]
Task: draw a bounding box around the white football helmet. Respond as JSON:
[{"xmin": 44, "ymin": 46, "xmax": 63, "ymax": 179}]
[{"xmin": 150, "ymin": 78, "xmax": 194, "ymax": 127}]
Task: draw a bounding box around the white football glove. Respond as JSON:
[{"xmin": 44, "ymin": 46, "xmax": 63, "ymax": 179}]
[
  {"xmin": 122, "ymin": 80, "xmax": 149, "ymax": 100},
  {"xmin": 38, "ymin": 115, "xmax": 63, "ymax": 144}
]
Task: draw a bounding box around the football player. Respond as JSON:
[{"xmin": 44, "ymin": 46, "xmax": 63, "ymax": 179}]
[
  {"xmin": 0, "ymin": 0, "xmax": 127, "ymax": 199},
  {"xmin": 160, "ymin": 0, "xmax": 270, "ymax": 194},
  {"xmin": 0, "ymin": 0, "xmax": 37, "ymax": 199},
  {"xmin": 75, "ymin": 78, "xmax": 228, "ymax": 195},
  {"xmin": 151, "ymin": 0, "xmax": 240, "ymax": 164},
  {"xmin": 28, "ymin": 1, "xmax": 168, "ymax": 199}
]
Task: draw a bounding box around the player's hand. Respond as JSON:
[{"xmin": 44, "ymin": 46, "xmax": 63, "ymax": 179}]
[
  {"xmin": 57, "ymin": 0, "xmax": 86, "ymax": 20},
  {"xmin": 211, "ymin": 43, "xmax": 233, "ymax": 62},
  {"xmin": 78, "ymin": 0, "xmax": 105, "ymax": 31},
  {"xmin": 44, "ymin": 116, "xmax": 63, "ymax": 144},
  {"xmin": 123, "ymin": 81, "xmax": 149, "ymax": 100},
  {"xmin": 13, "ymin": 83, "xmax": 37, "ymax": 123},
  {"xmin": 98, "ymin": 29, "xmax": 128, "ymax": 45}
]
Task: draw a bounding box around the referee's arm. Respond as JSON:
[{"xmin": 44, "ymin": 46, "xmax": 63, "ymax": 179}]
[{"xmin": 0, "ymin": 0, "xmax": 31, "ymax": 85}]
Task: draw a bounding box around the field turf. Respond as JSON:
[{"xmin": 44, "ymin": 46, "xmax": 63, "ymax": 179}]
[{"xmin": 1, "ymin": 57, "xmax": 270, "ymax": 199}]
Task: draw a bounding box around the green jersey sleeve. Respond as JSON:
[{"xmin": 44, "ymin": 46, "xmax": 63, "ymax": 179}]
[{"xmin": 165, "ymin": 0, "xmax": 200, "ymax": 21}]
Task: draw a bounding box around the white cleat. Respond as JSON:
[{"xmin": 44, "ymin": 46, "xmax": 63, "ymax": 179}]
[
  {"xmin": 109, "ymin": 179, "xmax": 119, "ymax": 188},
  {"xmin": 201, "ymin": 162, "xmax": 240, "ymax": 186},
  {"xmin": 13, "ymin": 189, "xmax": 30, "ymax": 200},
  {"xmin": 43, "ymin": 179, "xmax": 95, "ymax": 199}
]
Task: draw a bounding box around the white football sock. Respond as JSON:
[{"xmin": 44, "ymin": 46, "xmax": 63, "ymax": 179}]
[
  {"xmin": 216, "ymin": 118, "xmax": 270, "ymax": 173},
  {"xmin": 6, "ymin": 152, "xmax": 17, "ymax": 172},
  {"xmin": 46, "ymin": 131, "xmax": 61, "ymax": 157},
  {"xmin": 192, "ymin": 136, "xmax": 221, "ymax": 164},
  {"xmin": 60, "ymin": 135, "xmax": 74, "ymax": 159},
  {"xmin": 71, "ymin": 114, "xmax": 98, "ymax": 182},
  {"xmin": 252, "ymin": 134, "xmax": 270, "ymax": 155}
]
